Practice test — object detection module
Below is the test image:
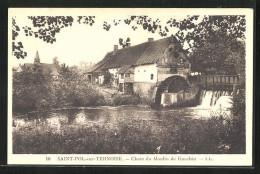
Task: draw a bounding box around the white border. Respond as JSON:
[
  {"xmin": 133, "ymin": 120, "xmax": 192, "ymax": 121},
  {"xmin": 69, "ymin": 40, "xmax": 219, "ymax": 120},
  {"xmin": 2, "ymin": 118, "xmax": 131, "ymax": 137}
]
[{"xmin": 8, "ymin": 8, "xmax": 254, "ymax": 166}]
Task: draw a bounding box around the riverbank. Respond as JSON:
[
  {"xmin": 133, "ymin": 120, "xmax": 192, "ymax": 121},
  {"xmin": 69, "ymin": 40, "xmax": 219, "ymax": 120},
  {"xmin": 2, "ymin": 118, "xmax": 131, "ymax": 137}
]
[
  {"xmin": 13, "ymin": 79, "xmax": 148, "ymax": 113},
  {"xmin": 13, "ymin": 106, "xmax": 245, "ymax": 154}
]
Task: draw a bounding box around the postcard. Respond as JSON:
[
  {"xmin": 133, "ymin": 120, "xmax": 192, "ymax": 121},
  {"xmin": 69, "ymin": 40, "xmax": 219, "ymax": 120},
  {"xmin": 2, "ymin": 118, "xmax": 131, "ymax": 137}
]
[{"xmin": 8, "ymin": 8, "xmax": 253, "ymax": 166}]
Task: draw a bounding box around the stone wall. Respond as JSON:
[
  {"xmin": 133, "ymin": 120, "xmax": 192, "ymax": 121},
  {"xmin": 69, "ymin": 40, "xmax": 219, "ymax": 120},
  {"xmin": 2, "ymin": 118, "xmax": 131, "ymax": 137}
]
[
  {"xmin": 133, "ymin": 75, "xmax": 200, "ymax": 107},
  {"xmin": 161, "ymin": 84, "xmax": 200, "ymax": 107}
]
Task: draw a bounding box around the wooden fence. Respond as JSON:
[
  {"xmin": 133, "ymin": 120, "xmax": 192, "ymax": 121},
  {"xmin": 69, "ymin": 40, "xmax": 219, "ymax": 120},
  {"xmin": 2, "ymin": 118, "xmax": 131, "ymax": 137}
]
[{"xmin": 197, "ymin": 75, "xmax": 244, "ymax": 93}]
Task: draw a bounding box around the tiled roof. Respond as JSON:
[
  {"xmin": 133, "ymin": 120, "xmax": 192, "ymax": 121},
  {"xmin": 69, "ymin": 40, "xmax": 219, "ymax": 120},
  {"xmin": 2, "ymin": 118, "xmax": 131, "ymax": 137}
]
[
  {"xmin": 85, "ymin": 52, "xmax": 114, "ymax": 73},
  {"xmin": 102, "ymin": 42, "xmax": 149, "ymax": 69},
  {"xmin": 87, "ymin": 35, "xmax": 188, "ymax": 73},
  {"xmin": 135, "ymin": 37, "xmax": 170, "ymax": 65}
]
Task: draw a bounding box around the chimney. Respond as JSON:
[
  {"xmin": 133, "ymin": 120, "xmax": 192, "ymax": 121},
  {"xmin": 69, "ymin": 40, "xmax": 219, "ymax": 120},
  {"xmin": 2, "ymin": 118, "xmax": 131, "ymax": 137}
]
[
  {"xmin": 148, "ymin": 38, "xmax": 154, "ymax": 42},
  {"xmin": 126, "ymin": 43, "xmax": 131, "ymax": 47},
  {"xmin": 114, "ymin": 45, "xmax": 118, "ymax": 51}
]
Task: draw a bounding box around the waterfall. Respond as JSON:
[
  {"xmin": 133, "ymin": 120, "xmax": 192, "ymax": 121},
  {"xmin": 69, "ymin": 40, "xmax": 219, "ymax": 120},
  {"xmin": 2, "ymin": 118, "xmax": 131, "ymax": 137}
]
[
  {"xmin": 199, "ymin": 90, "xmax": 232, "ymax": 108},
  {"xmin": 200, "ymin": 91, "xmax": 214, "ymax": 108}
]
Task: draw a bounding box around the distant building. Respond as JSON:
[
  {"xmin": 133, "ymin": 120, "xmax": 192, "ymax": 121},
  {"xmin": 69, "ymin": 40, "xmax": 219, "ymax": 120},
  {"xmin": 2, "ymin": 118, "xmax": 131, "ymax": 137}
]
[
  {"xmin": 12, "ymin": 66, "xmax": 23, "ymax": 73},
  {"xmin": 16, "ymin": 51, "xmax": 61, "ymax": 80},
  {"xmin": 85, "ymin": 35, "xmax": 191, "ymax": 100}
]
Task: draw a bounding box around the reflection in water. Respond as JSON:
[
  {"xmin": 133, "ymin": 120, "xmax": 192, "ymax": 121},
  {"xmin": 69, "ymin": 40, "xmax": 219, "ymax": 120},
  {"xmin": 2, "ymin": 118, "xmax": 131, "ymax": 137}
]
[
  {"xmin": 13, "ymin": 105, "xmax": 227, "ymax": 133},
  {"xmin": 74, "ymin": 112, "xmax": 86, "ymax": 124},
  {"xmin": 13, "ymin": 118, "xmax": 26, "ymax": 128},
  {"xmin": 45, "ymin": 114, "xmax": 69, "ymax": 133}
]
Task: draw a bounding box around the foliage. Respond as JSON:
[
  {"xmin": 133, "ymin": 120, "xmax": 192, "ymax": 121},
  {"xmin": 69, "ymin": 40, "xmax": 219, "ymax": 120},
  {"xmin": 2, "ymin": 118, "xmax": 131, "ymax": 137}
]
[
  {"xmin": 53, "ymin": 56, "xmax": 59, "ymax": 66},
  {"xmin": 77, "ymin": 16, "xmax": 95, "ymax": 25},
  {"xmin": 103, "ymin": 71, "xmax": 113, "ymax": 85},
  {"xmin": 233, "ymin": 90, "xmax": 245, "ymax": 117},
  {"xmin": 168, "ymin": 16, "xmax": 245, "ymax": 51},
  {"xmin": 113, "ymin": 94, "xmax": 141, "ymax": 105},
  {"xmin": 123, "ymin": 15, "xmax": 168, "ymax": 36},
  {"xmin": 12, "ymin": 16, "xmax": 95, "ymax": 59},
  {"xmin": 13, "ymin": 110, "xmax": 245, "ymax": 154},
  {"xmin": 119, "ymin": 37, "xmax": 131, "ymax": 48},
  {"xmin": 23, "ymin": 16, "xmax": 74, "ymax": 44},
  {"xmin": 169, "ymin": 16, "xmax": 246, "ymax": 75},
  {"xmin": 13, "ymin": 14, "xmax": 246, "ymax": 76},
  {"xmin": 13, "ymin": 64, "xmax": 105, "ymax": 112},
  {"xmin": 231, "ymin": 90, "xmax": 245, "ymax": 136},
  {"xmin": 103, "ymin": 21, "xmax": 111, "ymax": 31},
  {"xmin": 189, "ymin": 35, "xmax": 245, "ymax": 75},
  {"xmin": 12, "ymin": 17, "xmax": 27, "ymax": 59},
  {"xmin": 13, "ymin": 64, "xmax": 52, "ymax": 111}
]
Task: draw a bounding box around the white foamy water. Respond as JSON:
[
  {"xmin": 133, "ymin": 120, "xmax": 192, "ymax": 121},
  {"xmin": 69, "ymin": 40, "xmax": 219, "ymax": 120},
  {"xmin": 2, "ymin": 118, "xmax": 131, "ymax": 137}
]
[{"xmin": 197, "ymin": 90, "xmax": 233, "ymax": 117}]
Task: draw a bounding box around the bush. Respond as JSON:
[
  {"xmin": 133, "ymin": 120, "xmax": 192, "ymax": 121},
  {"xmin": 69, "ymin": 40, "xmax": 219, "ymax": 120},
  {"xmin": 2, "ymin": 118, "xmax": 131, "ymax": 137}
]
[
  {"xmin": 12, "ymin": 65, "xmax": 106, "ymax": 112},
  {"xmin": 71, "ymin": 83, "xmax": 105, "ymax": 106},
  {"xmin": 205, "ymin": 90, "xmax": 246, "ymax": 154},
  {"xmin": 13, "ymin": 112, "xmax": 245, "ymax": 154},
  {"xmin": 113, "ymin": 94, "xmax": 141, "ymax": 105},
  {"xmin": 13, "ymin": 66, "xmax": 53, "ymax": 112},
  {"xmin": 232, "ymin": 89, "xmax": 245, "ymax": 118}
]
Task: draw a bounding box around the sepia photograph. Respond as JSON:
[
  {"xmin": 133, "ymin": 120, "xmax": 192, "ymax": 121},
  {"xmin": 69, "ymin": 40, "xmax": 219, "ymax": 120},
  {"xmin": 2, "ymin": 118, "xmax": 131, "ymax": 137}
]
[{"xmin": 8, "ymin": 8, "xmax": 253, "ymax": 165}]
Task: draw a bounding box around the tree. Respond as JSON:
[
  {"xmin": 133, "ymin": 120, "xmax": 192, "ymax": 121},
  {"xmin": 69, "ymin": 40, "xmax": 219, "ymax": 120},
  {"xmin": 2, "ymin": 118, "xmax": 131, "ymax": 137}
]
[
  {"xmin": 13, "ymin": 15, "xmax": 246, "ymax": 76},
  {"xmin": 13, "ymin": 64, "xmax": 52, "ymax": 111},
  {"xmin": 119, "ymin": 38, "xmax": 131, "ymax": 48},
  {"xmin": 60, "ymin": 63, "xmax": 73, "ymax": 79},
  {"xmin": 12, "ymin": 16, "xmax": 95, "ymax": 59},
  {"xmin": 188, "ymin": 33, "xmax": 245, "ymax": 75},
  {"xmin": 12, "ymin": 17, "xmax": 27, "ymax": 59},
  {"xmin": 53, "ymin": 56, "xmax": 60, "ymax": 69},
  {"xmin": 167, "ymin": 16, "xmax": 246, "ymax": 75},
  {"xmin": 12, "ymin": 15, "xmax": 170, "ymax": 58},
  {"xmin": 103, "ymin": 71, "xmax": 113, "ymax": 86}
]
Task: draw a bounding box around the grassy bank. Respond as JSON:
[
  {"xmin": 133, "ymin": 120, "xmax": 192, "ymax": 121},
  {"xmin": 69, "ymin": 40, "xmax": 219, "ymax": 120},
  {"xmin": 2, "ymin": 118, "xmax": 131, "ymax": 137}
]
[{"xmin": 13, "ymin": 114, "xmax": 245, "ymax": 154}]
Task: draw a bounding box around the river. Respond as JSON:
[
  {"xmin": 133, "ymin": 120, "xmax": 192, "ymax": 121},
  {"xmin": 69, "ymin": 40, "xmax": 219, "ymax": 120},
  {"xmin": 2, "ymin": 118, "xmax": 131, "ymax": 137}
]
[
  {"xmin": 13, "ymin": 105, "xmax": 215, "ymax": 131},
  {"xmin": 12, "ymin": 91, "xmax": 241, "ymax": 154}
]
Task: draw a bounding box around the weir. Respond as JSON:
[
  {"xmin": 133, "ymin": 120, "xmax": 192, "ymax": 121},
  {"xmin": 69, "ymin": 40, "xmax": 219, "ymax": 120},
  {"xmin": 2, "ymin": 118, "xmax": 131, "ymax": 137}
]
[
  {"xmin": 196, "ymin": 75, "xmax": 244, "ymax": 108},
  {"xmin": 159, "ymin": 74, "xmax": 244, "ymax": 108},
  {"xmin": 197, "ymin": 75, "xmax": 242, "ymax": 94},
  {"xmin": 199, "ymin": 90, "xmax": 232, "ymax": 108}
]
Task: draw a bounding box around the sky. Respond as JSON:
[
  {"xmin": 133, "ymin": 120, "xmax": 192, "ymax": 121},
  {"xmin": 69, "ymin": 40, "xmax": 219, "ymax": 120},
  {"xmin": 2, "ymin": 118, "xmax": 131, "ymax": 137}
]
[{"xmin": 11, "ymin": 9, "xmax": 189, "ymax": 67}]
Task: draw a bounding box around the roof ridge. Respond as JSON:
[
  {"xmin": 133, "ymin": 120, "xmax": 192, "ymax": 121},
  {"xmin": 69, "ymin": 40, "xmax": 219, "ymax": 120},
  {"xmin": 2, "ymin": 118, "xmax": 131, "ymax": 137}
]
[
  {"xmin": 134, "ymin": 37, "xmax": 170, "ymax": 65},
  {"xmin": 87, "ymin": 36, "xmax": 174, "ymax": 72},
  {"xmin": 114, "ymin": 37, "xmax": 169, "ymax": 52}
]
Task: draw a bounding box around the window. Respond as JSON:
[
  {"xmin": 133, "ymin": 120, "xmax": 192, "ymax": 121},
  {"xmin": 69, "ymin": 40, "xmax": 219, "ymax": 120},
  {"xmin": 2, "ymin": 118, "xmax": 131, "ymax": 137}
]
[
  {"xmin": 125, "ymin": 73, "xmax": 130, "ymax": 77},
  {"xmin": 121, "ymin": 74, "xmax": 124, "ymax": 79},
  {"xmin": 151, "ymin": 74, "xmax": 154, "ymax": 80}
]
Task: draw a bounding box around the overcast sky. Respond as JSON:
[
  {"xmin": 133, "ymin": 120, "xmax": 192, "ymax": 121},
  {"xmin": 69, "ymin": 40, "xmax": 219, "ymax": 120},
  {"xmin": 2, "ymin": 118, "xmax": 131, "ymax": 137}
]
[{"xmin": 10, "ymin": 9, "xmax": 192, "ymax": 67}]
